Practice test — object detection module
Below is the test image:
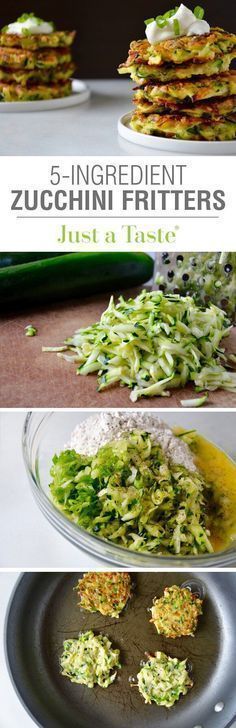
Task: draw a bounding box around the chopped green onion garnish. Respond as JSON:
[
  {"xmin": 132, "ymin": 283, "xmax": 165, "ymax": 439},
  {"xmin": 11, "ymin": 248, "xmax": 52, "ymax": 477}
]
[
  {"xmin": 144, "ymin": 17, "xmax": 155, "ymax": 25},
  {"xmin": 155, "ymin": 15, "xmax": 168, "ymax": 27},
  {"xmin": 16, "ymin": 13, "xmax": 44, "ymax": 24},
  {"xmin": 25, "ymin": 324, "xmax": 37, "ymax": 337},
  {"xmin": 173, "ymin": 18, "xmax": 180, "ymax": 35},
  {"xmin": 163, "ymin": 7, "xmax": 179, "ymax": 19},
  {"xmin": 194, "ymin": 5, "xmax": 205, "ymax": 19}
]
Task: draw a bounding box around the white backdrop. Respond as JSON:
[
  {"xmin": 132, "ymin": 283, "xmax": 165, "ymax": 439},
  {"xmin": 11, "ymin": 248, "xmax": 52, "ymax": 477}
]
[{"xmin": 0, "ymin": 155, "xmax": 234, "ymax": 248}]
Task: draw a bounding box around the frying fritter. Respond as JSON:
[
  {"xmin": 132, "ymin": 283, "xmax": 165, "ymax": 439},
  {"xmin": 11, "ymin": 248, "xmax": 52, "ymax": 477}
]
[
  {"xmin": 118, "ymin": 52, "xmax": 236, "ymax": 85},
  {"xmin": 134, "ymin": 72, "xmax": 236, "ymax": 106},
  {"xmin": 130, "ymin": 111, "xmax": 236, "ymax": 140},
  {"xmin": 0, "ymin": 30, "xmax": 75, "ymax": 50},
  {"xmin": 150, "ymin": 585, "xmax": 203, "ymax": 638},
  {"xmin": 0, "ymin": 62, "xmax": 75, "ymax": 85},
  {"xmin": 134, "ymin": 93, "xmax": 236, "ymax": 118},
  {"xmin": 0, "ymin": 80, "xmax": 72, "ymax": 101},
  {"xmin": 137, "ymin": 651, "xmax": 193, "ymax": 707},
  {"xmin": 0, "ymin": 46, "xmax": 72, "ymax": 69},
  {"xmin": 76, "ymin": 572, "xmax": 132, "ymax": 618},
  {"xmin": 120, "ymin": 28, "xmax": 236, "ymax": 68}
]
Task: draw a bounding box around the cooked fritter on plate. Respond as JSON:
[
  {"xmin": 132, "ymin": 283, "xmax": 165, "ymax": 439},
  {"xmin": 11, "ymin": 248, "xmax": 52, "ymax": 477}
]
[
  {"xmin": 0, "ymin": 63, "xmax": 75, "ymax": 85},
  {"xmin": 137, "ymin": 651, "xmax": 193, "ymax": 707},
  {"xmin": 118, "ymin": 52, "xmax": 236, "ymax": 84},
  {"xmin": 120, "ymin": 29, "xmax": 236, "ymax": 68},
  {"xmin": 119, "ymin": 17, "xmax": 236, "ymax": 142},
  {"xmin": 0, "ymin": 46, "xmax": 72, "ymax": 70},
  {"xmin": 0, "ymin": 15, "xmax": 76, "ymax": 103},
  {"xmin": 150, "ymin": 585, "xmax": 203, "ymax": 638},
  {"xmin": 134, "ymin": 71, "xmax": 236, "ymax": 106},
  {"xmin": 76, "ymin": 572, "xmax": 132, "ymax": 618},
  {"xmin": 0, "ymin": 30, "xmax": 75, "ymax": 50},
  {"xmin": 0, "ymin": 63, "xmax": 75, "ymax": 86},
  {"xmin": 0, "ymin": 80, "xmax": 72, "ymax": 101},
  {"xmin": 131, "ymin": 111, "xmax": 236, "ymax": 140},
  {"xmin": 135, "ymin": 93, "xmax": 236, "ymax": 118}
]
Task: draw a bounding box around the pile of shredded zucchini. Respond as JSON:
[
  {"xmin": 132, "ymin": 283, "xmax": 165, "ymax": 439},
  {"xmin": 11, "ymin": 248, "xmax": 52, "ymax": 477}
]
[
  {"xmin": 50, "ymin": 430, "xmax": 213, "ymax": 556},
  {"xmin": 45, "ymin": 290, "xmax": 236, "ymax": 401},
  {"xmin": 60, "ymin": 630, "xmax": 120, "ymax": 688},
  {"xmin": 137, "ymin": 651, "xmax": 193, "ymax": 707}
]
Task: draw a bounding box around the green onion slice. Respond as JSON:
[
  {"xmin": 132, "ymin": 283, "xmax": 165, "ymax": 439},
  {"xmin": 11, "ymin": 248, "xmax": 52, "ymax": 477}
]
[
  {"xmin": 173, "ymin": 18, "xmax": 180, "ymax": 35},
  {"xmin": 155, "ymin": 15, "xmax": 168, "ymax": 27},
  {"xmin": 144, "ymin": 17, "xmax": 155, "ymax": 25},
  {"xmin": 194, "ymin": 6, "xmax": 205, "ymax": 19}
]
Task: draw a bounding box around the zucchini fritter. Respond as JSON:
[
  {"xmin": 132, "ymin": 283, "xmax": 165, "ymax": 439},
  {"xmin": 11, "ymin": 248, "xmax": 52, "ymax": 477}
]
[
  {"xmin": 118, "ymin": 52, "xmax": 236, "ymax": 84},
  {"xmin": 135, "ymin": 93, "xmax": 236, "ymax": 118},
  {"xmin": 134, "ymin": 71, "xmax": 236, "ymax": 106},
  {"xmin": 0, "ymin": 46, "xmax": 72, "ymax": 69},
  {"xmin": 150, "ymin": 585, "xmax": 203, "ymax": 638},
  {"xmin": 119, "ymin": 24, "xmax": 236, "ymax": 142},
  {"xmin": 0, "ymin": 62, "xmax": 75, "ymax": 85},
  {"xmin": 137, "ymin": 651, "xmax": 193, "ymax": 707},
  {"xmin": 60, "ymin": 631, "xmax": 121, "ymax": 688},
  {"xmin": 0, "ymin": 80, "xmax": 72, "ymax": 101},
  {"xmin": 120, "ymin": 28, "xmax": 236, "ymax": 68},
  {"xmin": 0, "ymin": 30, "xmax": 75, "ymax": 50},
  {"xmin": 76, "ymin": 572, "xmax": 132, "ymax": 618},
  {"xmin": 131, "ymin": 111, "xmax": 236, "ymax": 140}
]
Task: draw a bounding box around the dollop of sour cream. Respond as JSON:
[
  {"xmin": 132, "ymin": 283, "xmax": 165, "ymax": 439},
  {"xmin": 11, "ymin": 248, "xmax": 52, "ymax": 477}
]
[
  {"xmin": 6, "ymin": 15, "xmax": 53, "ymax": 35},
  {"xmin": 146, "ymin": 4, "xmax": 210, "ymax": 44}
]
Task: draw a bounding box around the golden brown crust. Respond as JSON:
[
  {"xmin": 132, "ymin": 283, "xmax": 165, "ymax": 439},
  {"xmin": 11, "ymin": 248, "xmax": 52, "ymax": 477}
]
[
  {"xmin": 134, "ymin": 93, "xmax": 236, "ymax": 118},
  {"xmin": 134, "ymin": 71, "xmax": 236, "ymax": 105},
  {"xmin": 150, "ymin": 585, "xmax": 203, "ymax": 638},
  {"xmin": 0, "ymin": 79, "xmax": 72, "ymax": 101},
  {"xmin": 0, "ymin": 30, "xmax": 76, "ymax": 50},
  {"xmin": 0, "ymin": 62, "xmax": 75, "ymax": 84},
  {"xmin": 120, "ymin": 28, "xmax": 236, "ymax": 67},
  {"xmin": 118, "ymin": 52, "xmax": 236, "ymax": 83},
  {"xmin": 131, "ymin": 111, "xmax": 236, "ymax": 140},
  {"xmin": 0, "ymin": 46, "xmax": 72, "ymax": 69},
  {"xmin": 76, "ymin": 572, "xmax": 132, "ymax": 617}
]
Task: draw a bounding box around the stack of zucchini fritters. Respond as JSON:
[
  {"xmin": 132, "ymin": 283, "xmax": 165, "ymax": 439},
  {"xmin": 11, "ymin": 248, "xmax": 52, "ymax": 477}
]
[
  {"xmin": 0, "ymin": 28, "xmax": 76, "ymax": 102},
  {"xmin": 118, "ymin": 28, "xmax": 236, "ymax": 140}
]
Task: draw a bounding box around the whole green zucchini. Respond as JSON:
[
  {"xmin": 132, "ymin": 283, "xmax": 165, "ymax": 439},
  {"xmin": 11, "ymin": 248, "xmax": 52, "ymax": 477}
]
[
  {"xmin": 0, "ymin": 252, "xmax": 63, "ymax": 268},
  {"xmin": 0, "ymin": 252, "xmax": 154, "ymax": 308}
]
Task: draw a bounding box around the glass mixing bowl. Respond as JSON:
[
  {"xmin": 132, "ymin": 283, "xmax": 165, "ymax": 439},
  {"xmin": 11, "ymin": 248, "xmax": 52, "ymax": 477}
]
[{"xmin": 22, "ymin": 411, "xmax": 236, "ymax": 568}]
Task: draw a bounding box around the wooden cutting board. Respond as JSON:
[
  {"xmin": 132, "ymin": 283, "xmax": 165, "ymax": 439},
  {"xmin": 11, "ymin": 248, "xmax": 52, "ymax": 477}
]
[{"xmin": 1, "ymin": 288, "xmax": 236, "ymax": 408}]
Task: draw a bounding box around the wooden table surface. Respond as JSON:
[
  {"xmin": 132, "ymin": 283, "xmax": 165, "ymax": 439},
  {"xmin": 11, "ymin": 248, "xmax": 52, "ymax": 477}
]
[{"xmin": 1, "ymin": 289, "xmax": 236, "ymax": 408}]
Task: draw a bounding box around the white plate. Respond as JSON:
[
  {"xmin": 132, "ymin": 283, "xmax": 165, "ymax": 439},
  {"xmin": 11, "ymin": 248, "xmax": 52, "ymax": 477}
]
[
  {"xmin": 118, "ymin": 111, "xmax": 236, "ymax": 155},
  {"xmin": 0, "ymin": 79, "xmax": 90, "ymax": 113}
]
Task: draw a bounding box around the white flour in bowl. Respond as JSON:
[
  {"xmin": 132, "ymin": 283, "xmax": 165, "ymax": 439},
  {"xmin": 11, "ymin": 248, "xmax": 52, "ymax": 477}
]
[{"xmin": 68, "ymin": 412, "xmax": 196, "ymax": 471}]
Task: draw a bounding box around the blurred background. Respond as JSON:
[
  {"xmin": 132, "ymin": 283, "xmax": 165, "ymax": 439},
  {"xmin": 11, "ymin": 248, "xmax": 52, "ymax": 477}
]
[{"xmin": 1, "ymin": 0, "xmax": 235, "ymax": 77}]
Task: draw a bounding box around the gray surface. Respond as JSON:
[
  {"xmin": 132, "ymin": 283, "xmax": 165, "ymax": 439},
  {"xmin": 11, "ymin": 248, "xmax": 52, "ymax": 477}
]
[
  {"xmin": 5, "ymin": 572, "xmax": 236, "ymax": 728},
  {"xmin": 0, "ymin": 80, "xmax": 172, "ymax": 156},
  {"xmin": 1, "ymin": 573, "xmax": 236, "ymax": 728}
]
